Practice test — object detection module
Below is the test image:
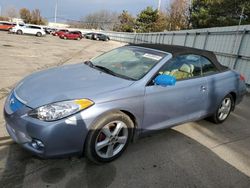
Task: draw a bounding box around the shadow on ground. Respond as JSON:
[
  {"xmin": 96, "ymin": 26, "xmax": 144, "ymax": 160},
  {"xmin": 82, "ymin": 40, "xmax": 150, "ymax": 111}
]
[{"xmin": 0, "ymin": 129, "xmax": 249, "ymax": 188}]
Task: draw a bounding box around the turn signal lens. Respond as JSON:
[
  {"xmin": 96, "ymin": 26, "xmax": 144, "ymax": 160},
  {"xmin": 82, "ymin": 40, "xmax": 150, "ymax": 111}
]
[{"xmin": 240, "ymin": 74, "xmax": 245, "ymax": 81}]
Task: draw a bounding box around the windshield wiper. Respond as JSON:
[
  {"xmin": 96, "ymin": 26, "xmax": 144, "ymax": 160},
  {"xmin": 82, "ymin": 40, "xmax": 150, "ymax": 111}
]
[
  {"xmin": 94, "ymin": 65, "xmax": 117, "ymax": 76},
  {"xmin": 96, "ymin": 65, "xmax": 136, "ymax": 81},
  {"xmin": 83, "ymin": 60, "xmax": 94, "ymax": 67},
  {"xmin": 84, "ymin": 61, "xmax": 116, "ymax": 75},
  {"xmin": 83, "ymin": 61, "xmax": 135, "ymax": 81}
]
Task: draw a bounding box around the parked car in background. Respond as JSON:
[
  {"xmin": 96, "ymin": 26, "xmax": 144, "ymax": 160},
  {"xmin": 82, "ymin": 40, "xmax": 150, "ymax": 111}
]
[
  {"xmin": 84, "ymin": 32, "xmax": 94, "ymax": 39},
  {"xmin": 44, "ymin": 27, "xmax": 57, "ymax": 34},
  {"xmin": 52, "ymin": 29, "xmax": 69, "ymax": 37},
  {"xmin": 60, "ymin": 31, "xmax": 83, "ymax": 40},
  {"xmin": 0, "ymin": 21, "xmax": 15, "ymax": 31},
  {"xmin": 10, "ymin": 24, "xmax": 46, "ymax": 37},
  {"xmin": 92, "ymin": 33, "xmax": 110, "ymax": 41},
  {"xmin": 4, "ymin": 44, "xmax": 247, "ymax": 163}
]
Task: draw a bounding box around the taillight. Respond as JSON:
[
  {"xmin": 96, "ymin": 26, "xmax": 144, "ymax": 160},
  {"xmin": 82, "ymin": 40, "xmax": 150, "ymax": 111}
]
[{"xmin": 240, "ymin": 74, "xmax": 245, "ymax": 81}]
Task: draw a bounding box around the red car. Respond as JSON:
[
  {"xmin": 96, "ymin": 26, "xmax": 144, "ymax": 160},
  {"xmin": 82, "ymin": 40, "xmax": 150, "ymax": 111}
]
[
  {"xmin": 59, "ymin": 31, "xmax": 83, "ymax": 40},
  {"xmin": 0, "ymin": 21, "xmax": 15, "ymax": 31},
  {"xmin": 52, "ymin": 29, "xmax": 69, "ymax": 36}
]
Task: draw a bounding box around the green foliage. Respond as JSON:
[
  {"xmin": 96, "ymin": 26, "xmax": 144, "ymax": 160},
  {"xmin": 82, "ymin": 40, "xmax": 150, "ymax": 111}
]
[
  {"xmin": 135, "ymin": 6, "xmax": 168, "ymax": 33},
  {"xmin": 114, "ymin": 10, "xmax": 135, "ymax": 32},
  {"xmin": 191, "ymin": 0, "xmax": 250, "ymax": 28},
  {"xmin": 20, "ymin": 8, "xmax": 46, "ymax": 25},
  {"xmin": 136, "ymin": 6, "xmax": 159, "ymax": 32}
]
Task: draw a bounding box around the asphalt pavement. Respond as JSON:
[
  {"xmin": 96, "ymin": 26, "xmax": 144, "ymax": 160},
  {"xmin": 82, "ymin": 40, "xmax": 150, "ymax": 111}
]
[{"xmin": 0, "ymin": 31, "xmax": 249, "ymax": 188}]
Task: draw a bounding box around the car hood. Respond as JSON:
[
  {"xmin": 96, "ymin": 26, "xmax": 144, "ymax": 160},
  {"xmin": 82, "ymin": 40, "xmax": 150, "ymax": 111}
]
[{"xmin": 15, "ymin": 63, "xmax": 134, "ymax": 108}]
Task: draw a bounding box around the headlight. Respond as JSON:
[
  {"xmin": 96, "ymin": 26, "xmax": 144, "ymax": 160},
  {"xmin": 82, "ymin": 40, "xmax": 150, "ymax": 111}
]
[{"xmin": 29, "ymin": 99, "xmax": 94, "ymax": 121}]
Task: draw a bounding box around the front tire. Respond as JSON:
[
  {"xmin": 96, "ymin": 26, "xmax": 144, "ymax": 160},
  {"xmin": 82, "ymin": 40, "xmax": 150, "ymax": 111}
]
[
  {"xmin": 210, "ymin": 94, "xmax": 234, "ymax": 124},
  {"xmin": 36, "ymin": 32, "xmax": 42, "ymax": 37},
  {"xmin": 17, "ymin": 30, "xmax": 23, "ymax": 35},
  {"xmin": 85, "ymin": 111, "xmax": 134, "ymax": 164}
]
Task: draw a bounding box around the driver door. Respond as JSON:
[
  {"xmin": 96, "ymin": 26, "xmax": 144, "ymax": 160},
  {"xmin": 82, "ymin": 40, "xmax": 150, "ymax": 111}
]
[{"xmin": 143, "ymin": 54, "xmax": 208, "ymax": 131}]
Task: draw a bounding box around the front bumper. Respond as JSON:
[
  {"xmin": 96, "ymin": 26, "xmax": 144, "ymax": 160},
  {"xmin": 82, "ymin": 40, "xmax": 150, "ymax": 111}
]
[{"xmin": 4, "ymin": 96, "xmax": 89, "ymax": 158}]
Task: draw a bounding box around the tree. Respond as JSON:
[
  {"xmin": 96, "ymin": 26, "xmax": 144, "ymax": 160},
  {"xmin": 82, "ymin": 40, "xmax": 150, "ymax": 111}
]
[
  {"xmin": 136, "ymin": 7, "xmax": 168, "ymax": 33},
  {"xmin": 30, "ymin": 9, "xmax": 44, "ymax": 25},
  {"xmin": 114, "ymin": 10, "xmax": 135, "ymax": 32},
  {"xmin": 166, "ymin": 0, "xmax": 190, "ymax": 31},
  {"xmin": 20, "ymin": 8, "xmax": 31, "ymax": 23},
  {"xmin": 4, "ymin": 6, "xmax": 18, "ymax": 18},
  {"xmin": 81, "ymin": 10, "xmax": 119, "ymax": 30},
  {"xmin": 152, "ymin": 11, "xmax": 168, "ymax": 32},
  {"xmin": 136, "ymin": 6, "xmax": 158, "ymax": 32},
  {"xmin": 191, "ymin": 0, "xmax": 250, "ymax": 28},
  {"xmin": 20, "ymin": 8, "xmax": 46, "ymax": 25}
]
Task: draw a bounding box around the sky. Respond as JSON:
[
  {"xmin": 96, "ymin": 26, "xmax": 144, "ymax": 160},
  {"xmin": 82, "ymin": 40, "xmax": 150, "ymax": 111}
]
[{"xmin": 0, "ymin": 0, "xmax": 170, "ymax": 22}]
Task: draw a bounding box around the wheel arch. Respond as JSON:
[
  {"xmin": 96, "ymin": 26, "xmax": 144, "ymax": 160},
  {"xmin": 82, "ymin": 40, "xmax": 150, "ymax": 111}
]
[
  {"xmin": 87, "ymin": 108, "xmax": 139, "ymax": 142},
  {"xmin": 229, "ymin": 91, "xmax": 236, "ymax": 111}
]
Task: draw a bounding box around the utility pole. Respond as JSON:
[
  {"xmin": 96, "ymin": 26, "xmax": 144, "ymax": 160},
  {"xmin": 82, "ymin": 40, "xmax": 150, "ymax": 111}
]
[
  {"xmin": 158, "ymin": 0, "xmax": 162, "ymax": 11},
  {"xmin": 239, "ymin": 6, "xmax": 245, "ymax": 26},
  {"xmin": 0, "ymin": 5, "xmax": 2, "ymax": 16},
  {"xmin": 54, "ymin": 0, "xmax": 58, "ymax": 23}
]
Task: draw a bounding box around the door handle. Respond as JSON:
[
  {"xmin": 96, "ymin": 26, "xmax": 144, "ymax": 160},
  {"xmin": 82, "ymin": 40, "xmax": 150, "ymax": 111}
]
[{"xmin": 201, "ymin": 86, "xmax": 207, "ymax": 92}]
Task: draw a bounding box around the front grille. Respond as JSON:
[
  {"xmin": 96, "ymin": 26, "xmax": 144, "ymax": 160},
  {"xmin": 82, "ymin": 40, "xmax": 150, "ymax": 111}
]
[{"xmin": 9, "ymin": 92, "xmax": 24, "ymax": 113}]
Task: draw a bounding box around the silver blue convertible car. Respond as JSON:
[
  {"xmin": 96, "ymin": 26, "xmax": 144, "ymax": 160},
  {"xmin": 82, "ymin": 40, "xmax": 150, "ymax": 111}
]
[{"xmin": 4, "ymin": 44, "xmax": 247, "ymax": 163}]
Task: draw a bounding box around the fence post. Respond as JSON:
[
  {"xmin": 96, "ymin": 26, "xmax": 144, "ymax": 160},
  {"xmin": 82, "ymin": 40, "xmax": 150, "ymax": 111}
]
[
  {"xmin": 184, "ymin": 32, "xmax": 188, "ymax": 46},
  {"xmin": 192, "ymin": 32, "xmax": 198, "ymax": 47},
  {"xmin": 150, "ymin": 34, "xmax": 153, "ymax": 43},
  {"xmin": 171, "ymin": 33, "xmax": 175, "ymax": 45},
  {"xmin": 133, "ymin": 33, "xmax": 137, "ymax": 44},
  {"xmin": 203, "ymin": 31, "xmax": 210, "ymax": 50},
  {"xmin": 233, "ymin": 29, "xmax": 247, "ymax": 69},
  {"xmin": 162, "ymin": 33, "xmax": 166, "ymax": 44}
]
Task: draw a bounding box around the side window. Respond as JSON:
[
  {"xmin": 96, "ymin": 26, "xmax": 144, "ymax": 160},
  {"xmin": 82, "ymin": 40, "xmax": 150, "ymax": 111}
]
[
  {"xmin": 200, "ymin": 56, "xmax": 218, "ymax": 76},
  {"xmin": 30, "ymin": 26, "xmax": 40, "ymax": 29},
  {"xmin": 158, "ymin": 54, "xmax": 202, "ymax": 80}
]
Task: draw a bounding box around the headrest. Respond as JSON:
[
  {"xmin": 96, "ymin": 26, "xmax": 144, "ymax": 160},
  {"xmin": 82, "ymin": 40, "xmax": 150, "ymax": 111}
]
[{"xmin": 179, "ymin": 64, "xmax": 191, "ymax": 73}]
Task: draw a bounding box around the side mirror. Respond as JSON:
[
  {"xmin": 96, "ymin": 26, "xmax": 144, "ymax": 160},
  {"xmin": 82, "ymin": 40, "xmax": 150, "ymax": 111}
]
[{"xmin": 154, "ymin": 74, "xmax": 176, "ymax": 87}]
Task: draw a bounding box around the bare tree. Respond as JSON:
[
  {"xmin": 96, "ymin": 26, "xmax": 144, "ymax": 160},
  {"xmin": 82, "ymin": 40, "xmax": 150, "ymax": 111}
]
[
  {"xmin": 4, "ymin": 6, "xmax": 18, "ymax": 18},
  {"xmin": 31, "ymin": 9, "xmax": 43, "ymax": 24},
  {"xmin": 166, "ymin": 0, "xmax": 190, "ymax": 31},
  {"xmin": 20, "ymin": 8, "xmax": 31, "ymax": 23},
  {"xmin": 81, "ymin": 10, "xmax": 119, "ymax": 30}
]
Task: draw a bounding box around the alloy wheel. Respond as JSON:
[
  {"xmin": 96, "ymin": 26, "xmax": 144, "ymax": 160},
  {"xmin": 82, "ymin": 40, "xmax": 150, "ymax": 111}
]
[
  {"xmin": 217, "ymin": 97, "xmax": 232, "ymax": 121},
  {"xmin": 95, "ymin": 121, "xmax": 128, "ymax": 159}
]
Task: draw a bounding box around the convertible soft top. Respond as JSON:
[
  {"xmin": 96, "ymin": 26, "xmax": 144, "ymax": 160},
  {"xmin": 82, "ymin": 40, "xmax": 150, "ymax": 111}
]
[{"xmin": 129, "ymin": 43, "xmax": 227, "ymax": 71}]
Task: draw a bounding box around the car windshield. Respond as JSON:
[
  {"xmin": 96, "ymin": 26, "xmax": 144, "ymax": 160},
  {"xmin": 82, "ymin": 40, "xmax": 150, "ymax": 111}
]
[{"xmin": 91, "ymin": 46, "xmax": 166, "ymax": 80}]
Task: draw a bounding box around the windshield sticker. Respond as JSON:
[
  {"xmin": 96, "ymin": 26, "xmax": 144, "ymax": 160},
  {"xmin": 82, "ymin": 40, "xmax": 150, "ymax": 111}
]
[{"xmin": 143, "ymin": 53, "xmax": 162, "ymax": 61}]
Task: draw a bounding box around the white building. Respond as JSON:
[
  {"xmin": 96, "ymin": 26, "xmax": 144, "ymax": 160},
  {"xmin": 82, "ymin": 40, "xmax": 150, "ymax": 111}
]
[{"xmin": 48, "ymin": 22, "xmax": 69, "ymax": 28}]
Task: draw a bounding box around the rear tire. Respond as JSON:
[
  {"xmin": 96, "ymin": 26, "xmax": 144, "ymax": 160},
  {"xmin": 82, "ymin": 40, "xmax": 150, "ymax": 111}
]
[
  {"xmin": 85, "ymin": 111, "xmax": 134, "ymax": 164},
  {"xmin": 210, "ymin": 94, "xmax": 234, "ymax": 124}
]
